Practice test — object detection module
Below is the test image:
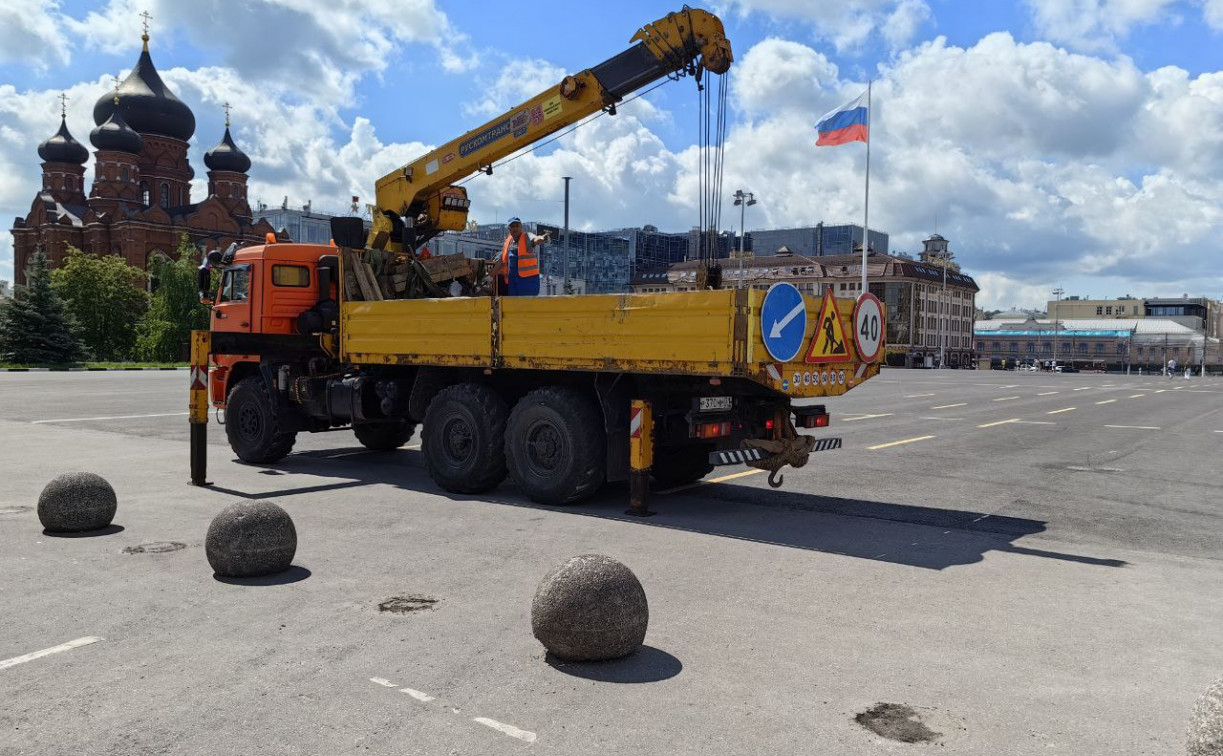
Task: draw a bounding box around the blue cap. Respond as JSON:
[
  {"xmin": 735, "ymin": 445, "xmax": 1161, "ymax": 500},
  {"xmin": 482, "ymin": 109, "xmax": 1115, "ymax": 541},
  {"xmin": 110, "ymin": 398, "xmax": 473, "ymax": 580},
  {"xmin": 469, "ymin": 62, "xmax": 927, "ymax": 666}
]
[{"xmin": 507, "ymin": 216, "xmax": 521, "ymax": 224}]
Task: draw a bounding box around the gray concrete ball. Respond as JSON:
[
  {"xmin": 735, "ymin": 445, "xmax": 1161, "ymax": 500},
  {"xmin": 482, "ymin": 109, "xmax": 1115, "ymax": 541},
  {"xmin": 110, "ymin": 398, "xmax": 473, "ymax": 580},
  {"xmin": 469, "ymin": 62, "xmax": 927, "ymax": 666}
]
[
  {"xmin": 1189, "ymin": 677, "xmax": 1223, "ymax": 755},
  {"xmin": 37, "ymin": 472, "xmax": 118, "ymax": 532},
  {"xmin": 205, "ymin": 501, "xmax": 297, "ymax": 578},
  {"xmin": 531, "ymin": 554, "xmax": 648, "ymax": 662}
]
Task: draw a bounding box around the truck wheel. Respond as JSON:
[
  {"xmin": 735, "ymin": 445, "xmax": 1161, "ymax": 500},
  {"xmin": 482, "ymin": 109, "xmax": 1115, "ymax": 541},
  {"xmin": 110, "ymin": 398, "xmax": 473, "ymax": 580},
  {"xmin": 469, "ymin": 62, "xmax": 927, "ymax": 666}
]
[
  {"xmin": 353, "ymin": 420, "xmax": 417, "ymax": 451},
  {"xmin": 422, "ymin": 383, "xmax": 508, "ymax": 494},
  {"xmin": 226, "ymin": 377, "xmax": 296, "ymax": 463},
  {"xmin": 506, "ymin": 387, "xmax": 606, "ymax": 505},
  {"xmin": 652, "ymin": 445, "xmax": 714, "ymax": 488}
]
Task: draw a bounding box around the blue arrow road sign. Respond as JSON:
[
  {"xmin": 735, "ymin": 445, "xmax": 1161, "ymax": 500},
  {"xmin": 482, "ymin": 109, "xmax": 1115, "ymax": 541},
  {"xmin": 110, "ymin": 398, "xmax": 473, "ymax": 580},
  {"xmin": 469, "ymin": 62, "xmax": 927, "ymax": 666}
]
[{"xmin": 760, "ymin": 282, "xmax": 807, "ymax": 363}]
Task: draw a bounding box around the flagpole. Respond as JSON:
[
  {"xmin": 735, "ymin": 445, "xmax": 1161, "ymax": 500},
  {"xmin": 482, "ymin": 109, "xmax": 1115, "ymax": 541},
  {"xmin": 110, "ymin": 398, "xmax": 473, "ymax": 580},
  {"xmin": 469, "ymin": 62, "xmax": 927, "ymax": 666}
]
[{"xmin": 861, "ymin": 80, "xmax": 871, "ymax": 295}]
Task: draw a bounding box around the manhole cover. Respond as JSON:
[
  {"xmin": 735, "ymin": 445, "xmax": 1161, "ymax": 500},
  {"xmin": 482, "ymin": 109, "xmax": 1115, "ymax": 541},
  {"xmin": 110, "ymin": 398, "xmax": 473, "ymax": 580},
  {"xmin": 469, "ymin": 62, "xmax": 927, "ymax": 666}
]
[
  {"xmin": 0, "ymin": 506, "xmax": 31, "ymax": 516},
  {"xmin": 855, "ymin": 703, "xmax": 941, "ymax": 744},
  {"xmin": 379, "ymin": 595, "xmax": 438, "ymax": 614},
  {"xmin": 123, "ymin": 541, "xmax": 187, "ymax": 555}
]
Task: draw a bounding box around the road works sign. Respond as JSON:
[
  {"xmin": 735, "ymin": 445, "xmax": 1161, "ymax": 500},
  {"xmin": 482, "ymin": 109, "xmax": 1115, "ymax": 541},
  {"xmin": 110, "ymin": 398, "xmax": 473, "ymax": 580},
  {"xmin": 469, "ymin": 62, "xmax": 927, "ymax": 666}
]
[
  {"xmin": 760, "ymin": 282, "xmax": 807, "ymax": 363},
  {"xmin": 852, "ymin": 293, "xmax": 885, "ymax": 363},
  {"xmin": 805, "ymin": 288, "xmax": 850, "ymax": 363}
]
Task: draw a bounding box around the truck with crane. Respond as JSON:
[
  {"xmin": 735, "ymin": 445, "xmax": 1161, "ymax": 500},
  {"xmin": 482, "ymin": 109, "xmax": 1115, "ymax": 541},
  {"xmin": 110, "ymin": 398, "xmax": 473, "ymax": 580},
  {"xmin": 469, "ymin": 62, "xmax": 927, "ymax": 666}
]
[{"xmin": 192, "ymin": 7, "xmax": 883, "ymax": 508}]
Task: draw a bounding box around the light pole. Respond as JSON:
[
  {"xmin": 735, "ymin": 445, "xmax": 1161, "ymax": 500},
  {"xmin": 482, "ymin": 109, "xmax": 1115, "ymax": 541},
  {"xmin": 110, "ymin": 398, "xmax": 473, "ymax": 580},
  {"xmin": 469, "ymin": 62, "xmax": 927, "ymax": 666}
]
[
  {"xmin": 732, "ymin": 190, "xmax": 756, "ymax": 289},
  {"xmin": 1052, "ymin": 287, "xmax": 1063, "ymax": 369},
  {"xmin": 938, "ymin": 248, "xmax": 954, "ymax": 368},
  {"xmin": 562, "ymin": 176, "xmax": 572, "ymax": 294}
]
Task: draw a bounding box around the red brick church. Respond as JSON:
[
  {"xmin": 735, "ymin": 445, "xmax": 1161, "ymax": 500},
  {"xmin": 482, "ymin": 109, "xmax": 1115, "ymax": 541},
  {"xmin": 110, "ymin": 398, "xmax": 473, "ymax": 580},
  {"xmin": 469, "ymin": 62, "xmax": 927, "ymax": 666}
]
[{"xmin": 9, "ymin": 29, "xmax": 278, "ymax": 285}]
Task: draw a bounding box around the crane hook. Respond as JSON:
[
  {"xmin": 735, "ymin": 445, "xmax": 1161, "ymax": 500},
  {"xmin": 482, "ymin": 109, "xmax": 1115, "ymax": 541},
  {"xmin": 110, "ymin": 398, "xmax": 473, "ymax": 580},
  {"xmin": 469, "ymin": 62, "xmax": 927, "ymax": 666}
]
[{"xmin": 768, "ymin": 469, "xmax": 784, "ymax": 488}]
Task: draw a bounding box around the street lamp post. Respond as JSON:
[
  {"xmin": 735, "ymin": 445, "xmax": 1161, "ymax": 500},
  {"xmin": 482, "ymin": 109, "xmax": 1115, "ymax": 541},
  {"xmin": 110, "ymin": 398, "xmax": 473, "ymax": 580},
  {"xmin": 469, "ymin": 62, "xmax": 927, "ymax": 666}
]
[
  {"xmin": 1052, "ymin": 287, "xmax": 1063, "ymax": 369},
  {"xmin": 938, "ymin": 249, "xmax": 954, "ymax": 368},
  {"xmin": 562, "ymin": 176, "xmax": 572, "ymax": 294},
  {"xmin": 732, "ymin": 190, "xmax": 756, "ymax": 289}
]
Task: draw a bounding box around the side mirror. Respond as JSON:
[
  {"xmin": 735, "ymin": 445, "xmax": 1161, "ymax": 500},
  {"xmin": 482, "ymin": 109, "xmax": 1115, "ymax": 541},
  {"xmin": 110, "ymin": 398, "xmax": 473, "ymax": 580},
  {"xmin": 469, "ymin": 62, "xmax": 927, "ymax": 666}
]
[{"xmin": 198, "ymin": 266, "xmax": 215, "ymax": 305}]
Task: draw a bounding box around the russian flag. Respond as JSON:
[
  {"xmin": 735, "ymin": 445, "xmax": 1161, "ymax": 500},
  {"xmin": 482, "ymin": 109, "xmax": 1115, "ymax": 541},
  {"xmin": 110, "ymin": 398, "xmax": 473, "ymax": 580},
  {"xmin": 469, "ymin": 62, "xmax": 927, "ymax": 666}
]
[{"xmin": 815, "ymin": 91, "xmax": 869, "ymax": 147}]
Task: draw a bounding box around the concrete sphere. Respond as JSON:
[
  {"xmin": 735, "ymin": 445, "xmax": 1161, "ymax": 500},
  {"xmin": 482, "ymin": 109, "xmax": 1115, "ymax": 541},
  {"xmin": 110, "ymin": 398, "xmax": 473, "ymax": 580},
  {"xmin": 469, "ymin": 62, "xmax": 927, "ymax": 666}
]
[
  {"xmin": 37, "ymin": 472, "xmax": 117, "ymax": 532},
  {"xmin": 1190, "ymin": 678, "xmax": 1223, "ymax": 755},
  {"xmin": 205, "ymin": 501, "xmax": 297, "ymax": 578},
  {"xmin": 531, "ymin": 554, "xmax": 648, "ymax": 662}
]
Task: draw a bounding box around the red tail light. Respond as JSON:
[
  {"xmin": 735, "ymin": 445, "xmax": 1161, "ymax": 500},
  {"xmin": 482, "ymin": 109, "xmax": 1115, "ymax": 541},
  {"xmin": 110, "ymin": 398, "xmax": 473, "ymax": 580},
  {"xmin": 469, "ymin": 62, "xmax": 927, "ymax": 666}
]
[
  {"xmin": 765, "ymin": 419, "xmax": 775, "ymax": 430},
  {"xmin": 697, "ymin": 421, "xmax": 732, "ymax": 439},
  {"xmin": 798, "ymin": 413, "xmax": 830, "ymax": 429}
]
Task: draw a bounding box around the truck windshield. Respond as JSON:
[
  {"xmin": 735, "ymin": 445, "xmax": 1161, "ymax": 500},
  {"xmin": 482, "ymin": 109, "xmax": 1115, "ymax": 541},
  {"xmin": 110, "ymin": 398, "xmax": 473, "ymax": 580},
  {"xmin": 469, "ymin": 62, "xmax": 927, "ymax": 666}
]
[{"xmin": 219, "ymin": 265, "xmax": 251, "ymax": 303}]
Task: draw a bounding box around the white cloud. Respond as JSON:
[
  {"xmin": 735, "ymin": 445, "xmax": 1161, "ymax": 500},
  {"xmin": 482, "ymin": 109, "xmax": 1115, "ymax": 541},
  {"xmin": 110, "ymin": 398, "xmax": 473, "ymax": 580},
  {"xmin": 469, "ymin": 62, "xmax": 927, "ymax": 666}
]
[
  {"xmin": 974, "ymin": 272, "xmax": 1056, "ymax": 312},
  {"xmin": 0, "ymin": 0, "xmax": 71, "ymax": 69},
  {"xmin": 1022, "ymin": 0, "xmax": 1223, "ymax": 51},
  {"xmin": 721, "ymin": 0, "xmax": 932, "ymax": 51},
  {"xmin": 464, "ymin": 59, "xmax": 569, "ymax": 118},
  {"xmin": 732, "ymin": 38, "xmax": 841, "ymax": 115},
  {"xmin": 62, "ymin": 0, "xmax": 477, "ymax": 101}
]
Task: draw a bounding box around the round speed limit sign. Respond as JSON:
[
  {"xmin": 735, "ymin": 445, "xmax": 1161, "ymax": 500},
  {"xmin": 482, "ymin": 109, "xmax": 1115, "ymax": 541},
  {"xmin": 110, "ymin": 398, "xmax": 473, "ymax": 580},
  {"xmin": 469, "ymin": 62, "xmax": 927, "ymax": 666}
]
[{"xmin": 852, "ymin": 293, "xmax": 884, "ymax": 362}]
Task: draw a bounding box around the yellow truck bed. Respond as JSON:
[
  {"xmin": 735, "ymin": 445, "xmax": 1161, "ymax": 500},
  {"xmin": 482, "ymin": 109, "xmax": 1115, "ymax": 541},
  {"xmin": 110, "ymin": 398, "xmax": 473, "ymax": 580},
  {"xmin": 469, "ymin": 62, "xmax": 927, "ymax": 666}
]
[{"xmin": 341, "ymin": 289, "xmax": 880, "ymax": 398}]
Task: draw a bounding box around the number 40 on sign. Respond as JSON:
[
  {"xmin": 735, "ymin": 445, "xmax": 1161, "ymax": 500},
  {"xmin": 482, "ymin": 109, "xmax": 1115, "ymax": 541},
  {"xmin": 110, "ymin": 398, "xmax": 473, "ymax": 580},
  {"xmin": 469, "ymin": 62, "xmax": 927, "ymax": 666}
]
[{"xmin": 853, "ymin": 293, "xmax": 884, "ymax": 363}]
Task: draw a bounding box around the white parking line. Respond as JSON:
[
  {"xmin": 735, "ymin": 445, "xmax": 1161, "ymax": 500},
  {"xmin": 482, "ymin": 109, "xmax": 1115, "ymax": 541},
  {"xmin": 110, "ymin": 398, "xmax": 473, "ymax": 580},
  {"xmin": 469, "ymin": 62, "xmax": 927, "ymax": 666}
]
[
  {"xmin": 841, "ymin": 413, "xmax": 894, "ymax": 422},
  {"xmin": 1095, "ymin": 399, "xmax": 1117, "ymax": 405},
  {"xmin": 370, "ymin": 677, "xmax": 398, "ymax": 688},
  {"xmin": 1037, "ymin": 391, "xmax": 1059, "ymax": 396},
  {"xmin": 868, "ymin": 435, "xmax": 934, "ymax": 450},
  {"xmin": 931, "ymin": 403, "xmax": 966, "ymax": 409},
  {"xmin": 904, "ymin": 393, "xmax": 935, "ymax": 398},
  {"xmin": 1, "ymin": 637, "xmax": 101, "ymax": 670},
  {"xmin": 474, "ymin": 717, "xmax": 537, "ymax": 744},
  {"xmin": 979, "ymin": 418, "xmax": 1020, "ymax": 428},
  {"xmin": 993, "ymin": 396, "xmax": 1020, "ymax": 402},
  {"xmin": 1048, "ymin": 407, "xmax": 1076, "ymax": 415},
  {"xmin": 31, "ymin": 412, "xmax": 188, "ymax": 424},
  {"xmin": 1129, "ymin": 394, "xmax": 1144, "ymax": 399},
  {"xmin": 1105, "ymin": 425, "xmax": 1161, "ymax": 430},
  {"xmin": 400, "ymin": 687, "xmax": 436, "ymax": 702},
  {"xmin": 1073, "ymin": 388, "xmax": 1092, "ymax": 391}
]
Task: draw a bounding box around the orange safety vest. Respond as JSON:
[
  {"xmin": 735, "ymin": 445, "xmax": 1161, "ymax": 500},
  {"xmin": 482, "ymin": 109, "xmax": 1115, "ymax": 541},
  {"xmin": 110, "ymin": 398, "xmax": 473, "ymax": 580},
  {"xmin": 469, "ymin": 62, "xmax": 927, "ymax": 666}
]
[{"xmin": 501, "ymin": 233, "xmax": 539, "ymax": 279}]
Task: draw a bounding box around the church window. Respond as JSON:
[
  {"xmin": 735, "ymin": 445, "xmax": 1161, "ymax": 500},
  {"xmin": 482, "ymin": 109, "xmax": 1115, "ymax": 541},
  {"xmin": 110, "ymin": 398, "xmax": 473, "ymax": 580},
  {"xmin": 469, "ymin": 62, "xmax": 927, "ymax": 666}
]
[
  {"xmin": 121, "ymin": 167, "xmax": 128, "ymax": 183},
  {"xmin": 140, "ymin": 181, "xmax": 149, "ymax": 206},
  {"xmin": 160, "ymin": 183, "xmax": 169, "ymax": 209}
]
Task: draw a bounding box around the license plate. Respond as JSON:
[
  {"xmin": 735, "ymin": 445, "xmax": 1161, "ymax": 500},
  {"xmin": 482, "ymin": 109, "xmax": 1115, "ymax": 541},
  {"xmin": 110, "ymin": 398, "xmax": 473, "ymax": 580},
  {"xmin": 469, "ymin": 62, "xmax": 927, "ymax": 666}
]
[{"xmin": 699, "ymin": 396, "xmax": 733, "ymax": 412}]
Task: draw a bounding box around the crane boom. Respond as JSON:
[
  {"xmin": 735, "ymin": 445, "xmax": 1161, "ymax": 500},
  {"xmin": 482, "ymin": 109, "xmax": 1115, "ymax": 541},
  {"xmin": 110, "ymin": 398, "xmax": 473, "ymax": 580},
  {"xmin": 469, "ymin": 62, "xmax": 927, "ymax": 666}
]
[{"xmin": 367, "ymin": 7, "xmax": 733, "ymax": 251}]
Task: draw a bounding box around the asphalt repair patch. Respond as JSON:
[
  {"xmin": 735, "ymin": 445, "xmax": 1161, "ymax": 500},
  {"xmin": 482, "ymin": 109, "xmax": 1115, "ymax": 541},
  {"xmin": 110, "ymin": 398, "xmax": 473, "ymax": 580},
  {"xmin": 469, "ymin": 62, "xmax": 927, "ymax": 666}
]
[
  {"xmin": 855, "ymin": 703, "xmax": 942, "ymax": 744},
  {"xmin": 122, "ymin": 541, "xmax": 187, "ymax": 555},
  {"xmin": 379, "ymin": 595, "xmax": 439, "ymax": 614}
]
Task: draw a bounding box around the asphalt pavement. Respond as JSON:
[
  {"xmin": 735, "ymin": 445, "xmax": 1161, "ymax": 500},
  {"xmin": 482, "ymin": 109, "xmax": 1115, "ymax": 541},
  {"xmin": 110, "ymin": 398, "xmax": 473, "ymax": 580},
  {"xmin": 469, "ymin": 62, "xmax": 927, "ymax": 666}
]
[{"xmin": 2, "ymin": 368, "xmax": 1222, "ymax": 755}]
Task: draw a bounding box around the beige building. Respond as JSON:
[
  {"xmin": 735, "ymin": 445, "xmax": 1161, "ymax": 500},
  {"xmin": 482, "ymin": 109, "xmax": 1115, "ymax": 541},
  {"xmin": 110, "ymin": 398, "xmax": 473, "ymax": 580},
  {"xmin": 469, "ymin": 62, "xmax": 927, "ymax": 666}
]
[
  {"xmin": 1046, "ymin": 296, "xmax": 1222, "ymax": 339},
  {"xmin": 1047, "ymin": 297, "xmax": 1144, "ymax": 320},
  {"xmin": 634, "ymin": 238, "xmax": 979, "ymax": 367}
]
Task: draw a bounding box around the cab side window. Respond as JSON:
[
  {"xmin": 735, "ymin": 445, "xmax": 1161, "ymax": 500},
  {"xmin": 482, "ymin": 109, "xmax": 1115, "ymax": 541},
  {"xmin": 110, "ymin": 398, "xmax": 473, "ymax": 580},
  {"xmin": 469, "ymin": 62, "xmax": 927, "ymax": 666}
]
[{"xmin": 219, "ymin": 266, "xmax": 251, "ymax": 303}]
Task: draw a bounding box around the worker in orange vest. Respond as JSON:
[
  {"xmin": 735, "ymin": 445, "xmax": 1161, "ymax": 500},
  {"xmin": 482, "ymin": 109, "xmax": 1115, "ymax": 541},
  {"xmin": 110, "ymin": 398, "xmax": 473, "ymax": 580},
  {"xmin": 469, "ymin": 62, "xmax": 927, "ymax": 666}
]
[{"xmin": 494, "ymin": 217, "xmax": 547, "ymax": 296}]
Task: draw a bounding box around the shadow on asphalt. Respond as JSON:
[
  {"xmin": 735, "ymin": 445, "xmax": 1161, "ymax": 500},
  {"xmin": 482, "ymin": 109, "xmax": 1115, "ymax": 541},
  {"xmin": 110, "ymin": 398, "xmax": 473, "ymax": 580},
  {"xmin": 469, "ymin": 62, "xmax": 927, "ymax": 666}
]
[
  {"xmin": 202, "ymin": 449, "xmax": 1128, "ymax": 572},
  {"xmin": 545, "ymin": 645, "xmax": 682, "ymax": 683},
  {"xmin": 213, "ymin": 565, "xmax": 312, "ymax": 586},
  {"xmin": 42, "ymin": 524, "xmax": 125, "ymax": 538}
]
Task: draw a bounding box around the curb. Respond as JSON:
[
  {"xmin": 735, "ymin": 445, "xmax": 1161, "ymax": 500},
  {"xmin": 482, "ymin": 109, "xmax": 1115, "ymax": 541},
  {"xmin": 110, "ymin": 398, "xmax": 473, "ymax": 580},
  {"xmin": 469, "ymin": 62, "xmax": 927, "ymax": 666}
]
[{"xmin": 1, "ymin": 367, "xmax": 189, "ymax": 372}]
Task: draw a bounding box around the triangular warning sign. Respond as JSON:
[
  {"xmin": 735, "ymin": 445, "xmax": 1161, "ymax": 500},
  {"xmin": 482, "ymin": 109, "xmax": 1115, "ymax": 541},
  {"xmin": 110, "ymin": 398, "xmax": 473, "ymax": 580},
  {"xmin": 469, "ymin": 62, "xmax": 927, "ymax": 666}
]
[{"xmin": 804, "ymin": 288, "xmax": 850, "ymax": 363}]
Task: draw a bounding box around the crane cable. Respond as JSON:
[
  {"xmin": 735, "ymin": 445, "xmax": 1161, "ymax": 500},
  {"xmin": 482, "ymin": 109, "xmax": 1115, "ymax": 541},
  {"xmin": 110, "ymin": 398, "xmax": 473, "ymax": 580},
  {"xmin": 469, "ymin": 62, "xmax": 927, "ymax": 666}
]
[{"xmin": 697, "ymin": 70, "xmax": 728, "ymax": 282}]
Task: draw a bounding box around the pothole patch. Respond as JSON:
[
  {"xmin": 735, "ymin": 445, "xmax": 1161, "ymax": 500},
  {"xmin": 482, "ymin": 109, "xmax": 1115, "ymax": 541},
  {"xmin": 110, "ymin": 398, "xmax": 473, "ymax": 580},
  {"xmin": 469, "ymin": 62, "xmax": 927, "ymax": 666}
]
[
  {"xmin": 855, "ymin": 703, "xmax": 941, "ymax": 744},
  {"xmin": 123, "ymin": 541, "xmax": 187, "ymax": 555},
  {"xmin": 0, "ymin": 506, "xmax": 32, "ymax": 516},
  {"xmin": 379, "ymin": 595, "xmax": 439, "ymax": 614}
]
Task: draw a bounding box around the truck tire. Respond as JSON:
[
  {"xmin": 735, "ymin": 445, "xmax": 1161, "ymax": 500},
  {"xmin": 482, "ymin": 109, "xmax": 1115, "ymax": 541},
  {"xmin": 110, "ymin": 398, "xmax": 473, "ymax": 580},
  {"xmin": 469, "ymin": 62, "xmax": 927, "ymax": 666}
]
[
  {"xmin": 226, "ymin": 377, "xmax": 296, "ymax": 464},
  {"xmin": 353, "ymin": 420, "xmax": 417, "ymax": 451},
  {"xmin": 652, "ymin": 445, "xmax": 714, "ymax": 488},
  {"xmin": 506, "ymin": 387, "xmax": 606, "ymax": 505},
  {"xmin": 422, "ymin": 383, "xmax": 508, "ymax": 494}
]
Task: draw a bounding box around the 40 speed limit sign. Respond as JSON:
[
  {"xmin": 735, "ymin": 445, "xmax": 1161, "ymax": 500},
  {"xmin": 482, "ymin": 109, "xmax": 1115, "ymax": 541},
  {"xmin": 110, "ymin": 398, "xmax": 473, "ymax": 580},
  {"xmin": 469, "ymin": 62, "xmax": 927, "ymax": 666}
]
[{"xmin": 852, "ymin": 293, "xmax": 885, "ymax": 362}]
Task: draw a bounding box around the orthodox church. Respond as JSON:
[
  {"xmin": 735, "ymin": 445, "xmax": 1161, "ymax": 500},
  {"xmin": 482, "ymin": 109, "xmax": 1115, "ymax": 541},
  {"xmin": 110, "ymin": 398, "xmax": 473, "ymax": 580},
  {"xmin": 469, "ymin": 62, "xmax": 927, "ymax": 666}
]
[{"xmin": 9, "ymin": 29, "xmax": 278, "ymax": 285}]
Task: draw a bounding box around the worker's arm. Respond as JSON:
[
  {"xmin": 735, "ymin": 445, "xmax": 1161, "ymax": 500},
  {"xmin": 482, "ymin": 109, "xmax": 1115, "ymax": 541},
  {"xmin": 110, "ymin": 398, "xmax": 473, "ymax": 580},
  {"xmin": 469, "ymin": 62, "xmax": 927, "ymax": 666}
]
[{"xmin": 368, "ymin": 8, "xmax": 732, "ymax": 252}]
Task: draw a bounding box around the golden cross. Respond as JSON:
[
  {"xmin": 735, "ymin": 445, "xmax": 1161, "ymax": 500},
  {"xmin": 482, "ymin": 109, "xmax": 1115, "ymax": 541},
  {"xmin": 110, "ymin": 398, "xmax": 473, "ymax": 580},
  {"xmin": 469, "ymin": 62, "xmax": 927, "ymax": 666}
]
[
  {"xmin": 223, "ymin": 102, "xmax": 231, "ymax": 128},
  {"xmin": 58, "ymin": 92, "xmax": 68, "ymax": 118},
  {"xmin": 140, "ymin": 10, "xmax": 152, "ymax": 35}
]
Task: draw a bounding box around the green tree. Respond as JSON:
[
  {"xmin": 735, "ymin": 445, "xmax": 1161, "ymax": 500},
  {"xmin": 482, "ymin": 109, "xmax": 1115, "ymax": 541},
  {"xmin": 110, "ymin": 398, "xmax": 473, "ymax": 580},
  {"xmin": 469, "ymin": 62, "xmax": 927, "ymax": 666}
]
[
  {"xmin": 51, "ymin": 246, "xmax": 149, "ymax": 361},
  {"xmin": 0, "ymin": 247, "xmax": 85, "ymax": 364},
  {"xmin": 136, "ymin": 235, "xmax": 211, "ymax": 362}
]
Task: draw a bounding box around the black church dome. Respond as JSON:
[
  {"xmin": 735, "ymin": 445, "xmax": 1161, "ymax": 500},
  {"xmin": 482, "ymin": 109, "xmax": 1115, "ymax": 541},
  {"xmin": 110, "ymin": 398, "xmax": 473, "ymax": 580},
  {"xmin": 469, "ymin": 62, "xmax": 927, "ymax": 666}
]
[
  {"xmin": 90, "ymin": 107, "xmax": 144, "ymax": 154},
  {"xmin": 92, "ymin": 35, "xmax": 195, "ymax": 141},
  {"xmin": 38, "ymin": 117, "xmax": 90, "ymax": 164},
  {"xmin": 204, "ymin": 127, "xmax": 251, "ymax": 173}
]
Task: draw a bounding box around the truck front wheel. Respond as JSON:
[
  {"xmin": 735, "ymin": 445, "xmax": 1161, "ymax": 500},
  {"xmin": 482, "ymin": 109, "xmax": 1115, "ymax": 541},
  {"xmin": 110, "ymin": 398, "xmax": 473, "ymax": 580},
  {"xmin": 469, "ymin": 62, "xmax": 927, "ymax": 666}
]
[
  {"xmin": 226, "ymin": 377, "xmax": 296, "ymax": 463},
  {"xmin": 422, "ymin": 383, "xmax": 508, "ymax": 494},
  {"xmin": 353, "ymin": 420, "xmax": 417, "ymax": 451},
  {"xmin": 506, "ymin": 387, "xmax": 606, "ymax": 505}
]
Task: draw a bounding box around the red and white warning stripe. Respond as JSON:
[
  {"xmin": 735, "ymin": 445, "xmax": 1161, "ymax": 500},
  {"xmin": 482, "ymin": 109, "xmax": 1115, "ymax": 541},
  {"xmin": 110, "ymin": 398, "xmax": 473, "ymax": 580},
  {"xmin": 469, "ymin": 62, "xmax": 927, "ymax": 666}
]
[
  {"xmin": 189, "ymin": 366, "xmax": 207, "ymax": 391},
  {"xmin": 630, "ymin": 406, "xmax": 644, "ymax": 438},
  {"xmin": 765, "ymin": 363, "xmax": 782, "ymax": 383},
  {"xmin": 855, "ymin": 363, "xmax": 868, "ymax": 380}
]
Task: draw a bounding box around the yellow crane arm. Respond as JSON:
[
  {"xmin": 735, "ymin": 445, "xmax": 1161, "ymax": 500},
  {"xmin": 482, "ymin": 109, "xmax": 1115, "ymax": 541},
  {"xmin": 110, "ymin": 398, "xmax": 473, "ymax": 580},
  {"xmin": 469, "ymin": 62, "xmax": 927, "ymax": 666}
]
[{"xmin": 368, "ymin": 7, "xmax": 733, "ymax": 251}]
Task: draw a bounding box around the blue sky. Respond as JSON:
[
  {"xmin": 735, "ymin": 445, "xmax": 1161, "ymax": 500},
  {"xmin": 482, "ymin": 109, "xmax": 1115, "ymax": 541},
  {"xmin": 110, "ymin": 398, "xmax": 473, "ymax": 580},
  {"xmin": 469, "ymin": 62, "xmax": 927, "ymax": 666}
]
[{"xmin": 2, "ymin": 0, "xmax": 1222, "ymax": 310}]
